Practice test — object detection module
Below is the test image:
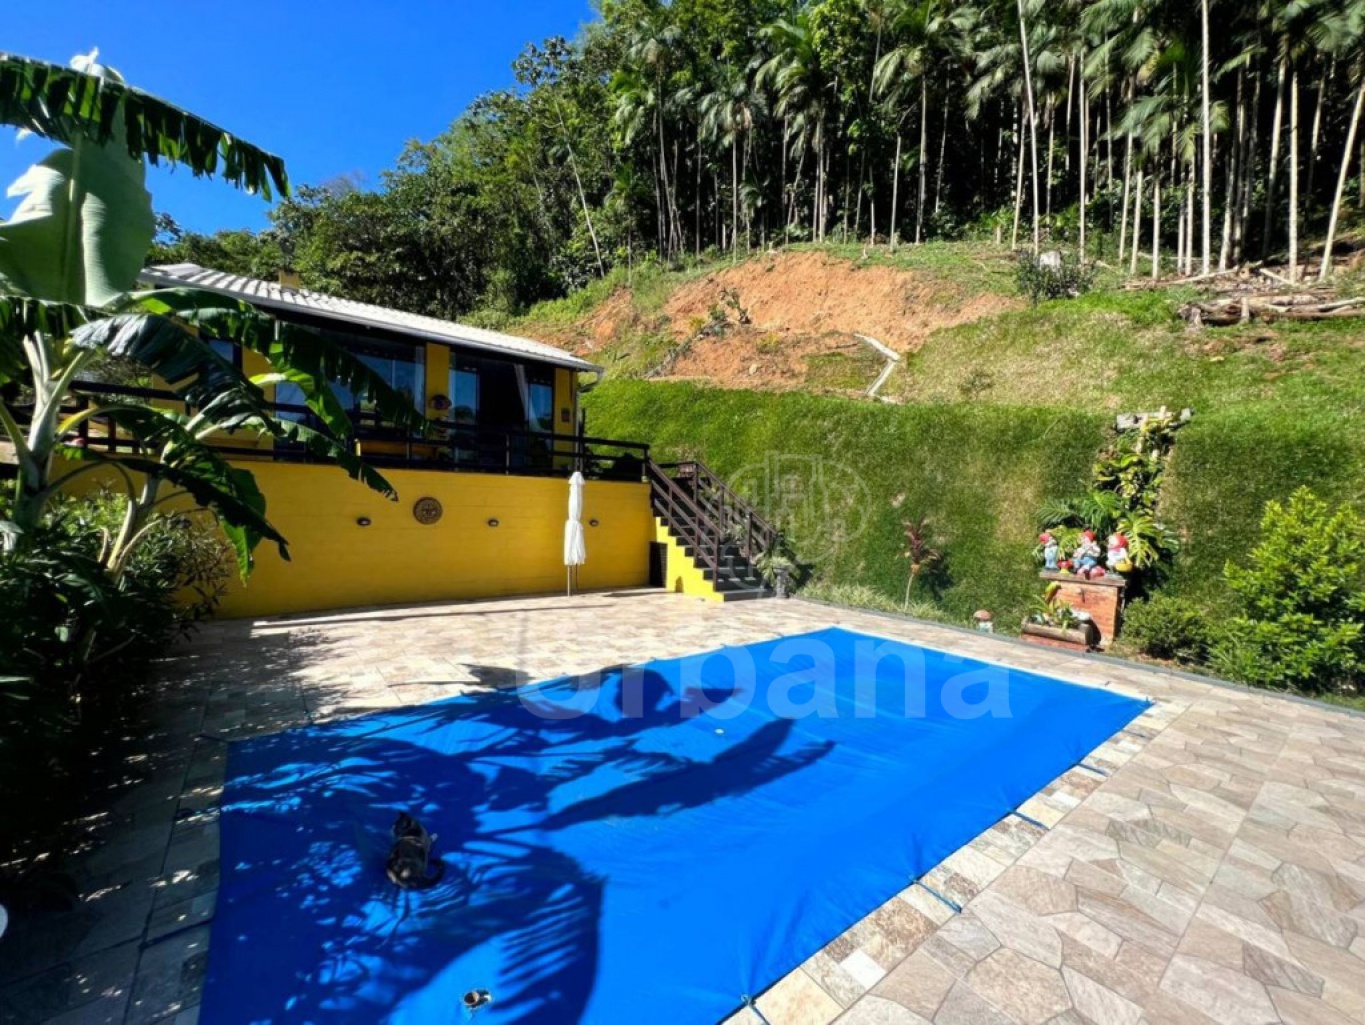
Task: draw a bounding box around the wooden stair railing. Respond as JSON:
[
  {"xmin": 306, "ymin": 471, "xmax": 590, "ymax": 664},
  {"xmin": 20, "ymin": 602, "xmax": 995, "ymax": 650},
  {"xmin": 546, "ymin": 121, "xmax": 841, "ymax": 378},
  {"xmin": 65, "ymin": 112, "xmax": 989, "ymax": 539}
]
[{"xmin": 647, "ymin": 458, "xmax": 779, "ymax": 597}]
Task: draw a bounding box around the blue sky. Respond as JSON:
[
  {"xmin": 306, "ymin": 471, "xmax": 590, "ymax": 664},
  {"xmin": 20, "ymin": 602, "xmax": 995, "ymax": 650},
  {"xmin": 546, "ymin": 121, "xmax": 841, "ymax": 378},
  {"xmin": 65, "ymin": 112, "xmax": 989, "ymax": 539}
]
[{"xmin": 2, "ymin": 0, "xmax": 597, "ymax": 234}]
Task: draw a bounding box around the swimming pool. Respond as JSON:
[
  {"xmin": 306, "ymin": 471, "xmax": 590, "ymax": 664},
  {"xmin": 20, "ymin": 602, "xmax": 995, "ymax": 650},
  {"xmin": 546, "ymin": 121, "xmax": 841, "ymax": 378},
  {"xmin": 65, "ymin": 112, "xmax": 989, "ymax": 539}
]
[{"xmin": 202, "ymin": 627, "xmax": 1147, "ymax": 1024}]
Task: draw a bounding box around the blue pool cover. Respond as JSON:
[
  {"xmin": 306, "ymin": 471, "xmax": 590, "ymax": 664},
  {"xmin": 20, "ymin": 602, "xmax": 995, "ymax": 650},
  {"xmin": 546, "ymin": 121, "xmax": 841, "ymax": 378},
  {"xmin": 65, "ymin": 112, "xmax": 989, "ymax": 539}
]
[{"xmin": 203, "ymin": 627, "xmax": 1146, "ymax": 1024}]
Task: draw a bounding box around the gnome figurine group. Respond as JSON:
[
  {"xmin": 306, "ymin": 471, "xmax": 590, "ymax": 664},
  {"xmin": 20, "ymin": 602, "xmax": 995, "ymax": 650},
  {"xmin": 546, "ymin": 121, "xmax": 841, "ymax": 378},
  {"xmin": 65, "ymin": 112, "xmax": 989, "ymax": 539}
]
[{"xmin": 1039, "ymin": 529, "xmax": 1130, "ymax": 580}]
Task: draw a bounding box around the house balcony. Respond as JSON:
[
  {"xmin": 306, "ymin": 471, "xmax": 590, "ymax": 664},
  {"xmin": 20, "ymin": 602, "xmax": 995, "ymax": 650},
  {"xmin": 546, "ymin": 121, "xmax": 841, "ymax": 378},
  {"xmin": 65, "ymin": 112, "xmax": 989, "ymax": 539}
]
[{"xmin": 54, "ymin": 381, "xmax": 651, "ymax": 483}]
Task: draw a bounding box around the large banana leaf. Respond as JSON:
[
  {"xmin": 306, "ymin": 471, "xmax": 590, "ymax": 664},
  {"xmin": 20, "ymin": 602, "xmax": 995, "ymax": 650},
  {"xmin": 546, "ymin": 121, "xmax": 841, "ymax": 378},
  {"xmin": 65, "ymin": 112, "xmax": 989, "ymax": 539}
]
[
  {"xmin": 0, "ymin": 138, "xmax": 153, "ymax": 306},
  {"xmin": 210, "ymin": 413, "xmax": 397, "ymax": 500},
  {"xmin": 0, "ymin": 295, "xmax": 92, "ymax": 386},
  {"xmin": 69, "ymin": 300, "xmax": 399, "ymax": 501},
  {"xmin": 127, "ymin": 289, "xmax": 428, "ymax": 438},
  {"xmin": 70, "ymin": 308, "xmax": 265, "ymax": 413},
  {"xmin": 0, "ymin": 52, "xmax": 287, "ymax": 199},
  {"xmin": 57, "ymin": 403, "xmax": 289, "ymax": 577}
]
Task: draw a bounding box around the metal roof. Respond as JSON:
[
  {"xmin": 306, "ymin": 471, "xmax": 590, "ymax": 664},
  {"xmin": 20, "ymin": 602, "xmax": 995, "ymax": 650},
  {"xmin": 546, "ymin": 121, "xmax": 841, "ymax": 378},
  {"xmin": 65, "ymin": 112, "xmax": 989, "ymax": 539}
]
[{"xmin": 139, "ymin": 263, "xmax": 602, "ymax": 374}]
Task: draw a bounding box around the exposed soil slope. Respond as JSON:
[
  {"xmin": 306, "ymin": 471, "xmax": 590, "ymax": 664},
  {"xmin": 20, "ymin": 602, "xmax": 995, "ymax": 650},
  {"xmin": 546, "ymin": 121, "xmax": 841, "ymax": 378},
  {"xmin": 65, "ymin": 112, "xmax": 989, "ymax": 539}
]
[{"xmin": 527, "ymin": 249, "xmax": 1020, "ymax": 394}]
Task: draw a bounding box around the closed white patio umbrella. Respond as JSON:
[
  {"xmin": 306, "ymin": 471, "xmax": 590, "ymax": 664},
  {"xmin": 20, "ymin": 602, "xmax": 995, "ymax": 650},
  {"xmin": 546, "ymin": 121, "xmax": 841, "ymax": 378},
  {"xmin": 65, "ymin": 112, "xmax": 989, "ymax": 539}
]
[{"xmin": 564, "ymin": 471, "xmax": 586, "ymax": 596}]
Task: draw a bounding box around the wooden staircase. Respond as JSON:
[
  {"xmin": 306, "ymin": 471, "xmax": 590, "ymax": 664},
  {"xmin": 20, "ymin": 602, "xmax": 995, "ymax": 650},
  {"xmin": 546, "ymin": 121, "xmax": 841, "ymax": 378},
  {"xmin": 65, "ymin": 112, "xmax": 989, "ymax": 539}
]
[{"xmin": 647, "ymin": 459, "xmax": 778, "ymax": 602}]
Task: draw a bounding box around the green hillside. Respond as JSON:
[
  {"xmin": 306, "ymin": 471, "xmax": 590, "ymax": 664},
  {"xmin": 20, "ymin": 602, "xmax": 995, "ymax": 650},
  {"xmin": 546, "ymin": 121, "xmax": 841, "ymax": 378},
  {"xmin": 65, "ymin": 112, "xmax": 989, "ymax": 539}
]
[{"xmin": 569, "ymin": 243, "xmax": 1365, "ymax": 705}]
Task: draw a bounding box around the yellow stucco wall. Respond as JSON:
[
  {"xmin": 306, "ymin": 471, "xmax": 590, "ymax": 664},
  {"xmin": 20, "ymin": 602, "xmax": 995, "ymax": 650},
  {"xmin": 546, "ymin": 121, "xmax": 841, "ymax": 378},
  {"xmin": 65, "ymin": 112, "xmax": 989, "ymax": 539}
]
[
  {"xmin": 653, "ymin": 518, "xmax": 723, "ymax": 602},
  {"xmin": 212, "ymin": 463, "xmax": 653, "ymax": 617},
  {"xmin": 58, "ymin": 459, "xmax": 653, "ymax": 618}
]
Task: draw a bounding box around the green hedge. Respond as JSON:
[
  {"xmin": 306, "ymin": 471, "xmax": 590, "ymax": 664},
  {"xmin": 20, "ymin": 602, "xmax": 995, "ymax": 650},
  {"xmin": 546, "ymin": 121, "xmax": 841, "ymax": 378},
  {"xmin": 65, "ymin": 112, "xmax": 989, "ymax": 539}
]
[
  {"xmin": 1161, "ymin": 407, "xmax": 1365, "ymax": 604},
  {"xmin": 586, "ymin": 381, "xmax": 1107, "ymax": 626}
]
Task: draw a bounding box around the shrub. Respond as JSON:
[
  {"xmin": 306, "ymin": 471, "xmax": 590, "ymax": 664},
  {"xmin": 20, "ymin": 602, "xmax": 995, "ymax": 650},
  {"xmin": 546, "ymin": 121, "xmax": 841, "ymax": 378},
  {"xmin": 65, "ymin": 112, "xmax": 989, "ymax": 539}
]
[
  {"xmin": 1210, "ymin": 488, "xmax": 1365, "ymax": 694},
  {"xmin": 1, "ymin": 493, "xmax": 230, "ymax": 850},
  {"xmin": 1122, "ymin": 595, "xmax": 1214, "ymax": 664},
  {"xmin": 1013, "ymin": 249, "xmax": 1096, "ymax": 305}
]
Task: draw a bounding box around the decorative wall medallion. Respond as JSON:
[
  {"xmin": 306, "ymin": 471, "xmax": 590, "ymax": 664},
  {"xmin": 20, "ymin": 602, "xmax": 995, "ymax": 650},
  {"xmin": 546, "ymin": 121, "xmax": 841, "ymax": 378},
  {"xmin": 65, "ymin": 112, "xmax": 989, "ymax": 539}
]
[{"xmin": 413, "ymin": 497, "xmax": 443, "ymax": 525}]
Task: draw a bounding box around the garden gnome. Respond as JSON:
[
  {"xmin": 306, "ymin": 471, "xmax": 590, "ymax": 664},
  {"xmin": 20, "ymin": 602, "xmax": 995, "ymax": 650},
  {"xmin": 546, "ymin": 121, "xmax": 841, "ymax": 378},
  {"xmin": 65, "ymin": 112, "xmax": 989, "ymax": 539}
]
[
  {"xmin": 1039, "ymin": 531, "xmax": 1060, "ymax": 572},
  {"xmin": 1073, "ymin": 531, "xmax": 1102, "ymax": 577},
  {"xmin": 1106, "ymin": 532, "xmax": 1132, "ymax": 575}
]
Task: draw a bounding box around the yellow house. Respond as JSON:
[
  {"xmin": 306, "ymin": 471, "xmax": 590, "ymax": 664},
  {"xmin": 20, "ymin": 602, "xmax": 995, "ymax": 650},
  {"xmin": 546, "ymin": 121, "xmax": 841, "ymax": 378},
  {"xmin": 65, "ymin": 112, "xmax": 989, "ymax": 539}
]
[{"xmin": 63, "ymin": 264, "xmax": 778, "ymax": 616}]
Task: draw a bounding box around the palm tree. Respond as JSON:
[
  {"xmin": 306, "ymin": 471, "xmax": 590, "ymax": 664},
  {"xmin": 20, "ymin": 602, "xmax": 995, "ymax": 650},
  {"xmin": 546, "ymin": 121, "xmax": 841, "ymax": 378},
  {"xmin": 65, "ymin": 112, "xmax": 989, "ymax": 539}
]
[
  {"xmin": 875, "ymin": 0, "xmax": 972, "ymax": 247},
  {"xmin": 1316, "ymin": 0, "xmax": 1365, "ymax": 280},
  {"xmin": 700, "ymin": 67, "xmax": 764, "ymax": 257},
  {"xmin": 611, "ymin": 3, "xmax": 685, "ymax": 259},
  {"xmin": 1017, "ymin": 0, "xmax": 1043, "ymax": 254},
  {"xmin": 758, "ymin": 13, "xmax": 833, "ymax": 241},
  {"xmin": 1201, "ymin": 0, "xmax": 1213, "ymax": 274}
]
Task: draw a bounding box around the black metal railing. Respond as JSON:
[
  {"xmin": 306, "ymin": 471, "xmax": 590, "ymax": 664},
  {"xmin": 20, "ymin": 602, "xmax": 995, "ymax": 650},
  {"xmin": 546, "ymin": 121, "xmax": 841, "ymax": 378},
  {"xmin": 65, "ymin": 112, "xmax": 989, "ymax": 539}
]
[
  {"xmin": 648, "ymin": 458, "xmax": 779, "ymax": 587},
  {"xmin": 37, "ymin": 382, "xmax": 650, "ymax": 481},
  {"xmin": 655, "ymin": 460, "xmax": 779, "ymax": 562}
]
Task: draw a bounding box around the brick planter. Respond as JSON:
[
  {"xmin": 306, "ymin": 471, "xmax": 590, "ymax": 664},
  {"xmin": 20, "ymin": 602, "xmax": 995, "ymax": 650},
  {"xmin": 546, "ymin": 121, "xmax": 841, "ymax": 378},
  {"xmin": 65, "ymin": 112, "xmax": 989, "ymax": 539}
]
[
  {"xmin": 1040, "ymin": 571, "xmax": 1127, "ymax": 648},
  {"xmin": 1020, "ymin": 621, "xmax": 1097, "ymax": 652}
]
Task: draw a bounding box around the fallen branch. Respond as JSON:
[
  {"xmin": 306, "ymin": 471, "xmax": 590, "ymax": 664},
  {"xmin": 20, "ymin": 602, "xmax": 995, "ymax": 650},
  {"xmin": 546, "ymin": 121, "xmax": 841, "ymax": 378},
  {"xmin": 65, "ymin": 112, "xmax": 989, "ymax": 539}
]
[{"xmin": 1179, "ymin": 295, "xmax": 1365, "ymax": 326}]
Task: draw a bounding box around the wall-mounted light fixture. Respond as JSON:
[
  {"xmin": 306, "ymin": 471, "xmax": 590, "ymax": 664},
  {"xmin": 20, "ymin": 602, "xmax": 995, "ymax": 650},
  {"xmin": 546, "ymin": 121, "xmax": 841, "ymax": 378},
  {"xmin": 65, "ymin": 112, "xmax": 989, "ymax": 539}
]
[
  {"xmin": 589, "ymin": 518, "xmax": 600, "ymax": 527},
  {"xmin": 487, "ymin": 518, "xmax": 500, "ymax": 528},
  {"xmin": 356, "ymin": 516, "xmax": 372, "ymax": 527}
]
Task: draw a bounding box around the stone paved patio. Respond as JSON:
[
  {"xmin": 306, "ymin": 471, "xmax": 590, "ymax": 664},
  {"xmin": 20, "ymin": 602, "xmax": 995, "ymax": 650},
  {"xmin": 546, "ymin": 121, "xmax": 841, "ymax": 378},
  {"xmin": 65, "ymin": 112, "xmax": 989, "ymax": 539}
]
[{"xmin": 2, "ymin": 589, "xmax": 1363, "ymax": 1025}]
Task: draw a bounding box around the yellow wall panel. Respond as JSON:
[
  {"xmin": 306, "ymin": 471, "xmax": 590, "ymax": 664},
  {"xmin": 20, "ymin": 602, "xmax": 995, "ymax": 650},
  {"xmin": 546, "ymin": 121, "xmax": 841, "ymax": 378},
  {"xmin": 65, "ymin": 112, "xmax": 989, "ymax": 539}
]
[
  {"xmin": 653, "ymin": 518, "xmax": 723, "ymax": 602},
  {"xmin": 213, "ymin": 464, "xmax": 653, "ymax": 617},
  {"xmin": 57, "ymin": 459, "xmax": 653, "ymax": 619}
]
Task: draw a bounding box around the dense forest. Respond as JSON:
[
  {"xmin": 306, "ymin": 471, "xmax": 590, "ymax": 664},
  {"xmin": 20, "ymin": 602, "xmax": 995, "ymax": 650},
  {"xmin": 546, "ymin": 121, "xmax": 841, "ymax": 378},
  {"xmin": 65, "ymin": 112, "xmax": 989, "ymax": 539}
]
[{"xmin": 157, "ymin": 0, "xmax": 1365, "ymax": 318}]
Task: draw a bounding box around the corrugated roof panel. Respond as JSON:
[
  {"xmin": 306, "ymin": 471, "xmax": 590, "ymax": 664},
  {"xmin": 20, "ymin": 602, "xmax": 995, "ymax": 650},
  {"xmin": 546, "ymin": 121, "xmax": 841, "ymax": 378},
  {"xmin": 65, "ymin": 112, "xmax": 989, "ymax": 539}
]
[{"xmin": 138, "ymin": 263, "xmax": 602, "ymax": 374}]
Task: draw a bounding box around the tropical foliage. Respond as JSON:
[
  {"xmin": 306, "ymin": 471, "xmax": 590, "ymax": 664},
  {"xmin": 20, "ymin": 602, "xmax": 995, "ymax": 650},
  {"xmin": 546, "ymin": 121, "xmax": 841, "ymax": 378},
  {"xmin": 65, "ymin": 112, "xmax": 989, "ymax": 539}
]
[
  {"xmin": 1212, "ymin": 488, "xmax": 1365, "ymax": 694},
  {"xmin": 162, "ymin": 0, "xmax": 1365, "ymax": 320},
  {"xmin": 1039, "ymin": 408, "xmax": 1184, "ymax": 580},
  {"xmin": 0, "ymin": 52, "xmax": 421, "ymax": 841},
  {"xmin": 0, "ymin": 52, "xmax": 420, "ymax": 582}
]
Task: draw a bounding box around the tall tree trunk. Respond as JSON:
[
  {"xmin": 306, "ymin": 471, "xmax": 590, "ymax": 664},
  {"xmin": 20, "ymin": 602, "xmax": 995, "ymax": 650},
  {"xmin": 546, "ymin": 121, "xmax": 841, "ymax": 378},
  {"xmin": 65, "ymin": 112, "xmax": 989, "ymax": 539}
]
[
  {"xmin": 780, "ymin": 118, "xmax": 789, "ymax": 242},
  {"xmin": 1017, "ymin": 0, "xmax": 1042, "ymax": 254},
  {"xmin": 1200, "ymin": 0, "xmax": 1212, "ymax": 275},
  {"xmin": 1220, "ymin": 67, "xmax": 1244, "ymax": 270},
  {"xmin": 1119, "ymin": 81, "xmax": 1135, "ymax": 261},
  {"xmin": 1238, "ymin": 56, "xmax": 1263, "ymax": 265},
  {"xmin": 1186, "ymin": 162, "xmax": 1196, "ymax": 275},
  {"xmin": 1119, "ymin": 111, "xmax": 1130, "ymax": 260},
  {"xmin": 1080, "ymin": 61, "xmax": 1089, "ymax": 261},
  {"xmin": 1064, "ymin": 55, "xmax": 1076, "ymax": 174},
  {"xmin": 934, "ymin": 94, "xmax": 949, "ymax": 215},
  {"xmin": 1308, "ymin": 60, "xmax": 1330, "ymax": 200},
  {"xmin": 1151, "ymin": 168, "xmax": 1162, "ymax": 280},
  {"xmin": 890, "ymin": 131, "xmax": 903, "ymax": 250},
  {"xmin": 554, "ymin": 99, "xmax": 605, "ymax": 276},
  {"xmin": 731, "ymin": 135, "xmax": 739, "ymax": 261},
  {"xmin": 1012, "ymin": 105, "xmax": 1027, "ymax": 249},
  {"xmin": 696, "ymin": 122, "xmax": 703, "ymax": 258},
  {"xmin": 916, "ymin": 76, "xmax": 929, "ymax": 244},
  {"xmin": 1289, "ymin": 63, "xmax": 1300, "ymax": 281},
  {"xmin": 656, "ymin": 91, "xmax": 677, "ymax": 258},
  {"xmin": 1177, "ymin": 175, "xmax": 1187, "ymax": 274},
  {"xmin": 1045, "ymin": 98, "xmax": 1056, "ymax": 219},
  {"xmin": 1320, "ymin": 77, "xmax": 1365, "ymax": 281},
  {"xmin": 1262, "ymin": 48, "xmax": 1288, "ymax": 260},
  {"xmin": 1130, "ymin": 167, "xmax": 1144, "ymax": 274}
]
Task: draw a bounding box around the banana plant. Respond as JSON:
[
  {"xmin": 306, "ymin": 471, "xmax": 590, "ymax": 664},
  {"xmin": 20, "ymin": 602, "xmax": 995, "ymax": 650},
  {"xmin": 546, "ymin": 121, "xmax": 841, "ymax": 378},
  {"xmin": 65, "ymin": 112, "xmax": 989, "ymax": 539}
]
[{"xmin": 0, "ymin": 51, "xmax": 421, "ymax": 576}]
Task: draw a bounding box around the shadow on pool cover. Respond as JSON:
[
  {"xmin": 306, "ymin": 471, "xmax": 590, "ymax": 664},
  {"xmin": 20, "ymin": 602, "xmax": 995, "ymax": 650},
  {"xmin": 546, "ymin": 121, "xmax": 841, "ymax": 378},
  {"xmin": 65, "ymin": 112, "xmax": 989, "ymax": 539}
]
[{"xmin": 202, "ymin": 627, "xmax": 1147, "ymax": 1024}]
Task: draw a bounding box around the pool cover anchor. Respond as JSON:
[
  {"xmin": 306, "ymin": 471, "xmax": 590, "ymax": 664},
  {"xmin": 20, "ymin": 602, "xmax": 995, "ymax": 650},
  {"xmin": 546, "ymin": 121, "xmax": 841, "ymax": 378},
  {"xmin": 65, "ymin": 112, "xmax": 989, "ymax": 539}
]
[
  {"xmin": 742, "ymin": 994, "xmax": 774, "ymax": 1025},
  {"xmin": 462, "ymin": 989, "xmax": 493, "ymax": 1015},
  {"xmin": 913, "ymin": 879, "xmax": 962, "ymax": 914}
]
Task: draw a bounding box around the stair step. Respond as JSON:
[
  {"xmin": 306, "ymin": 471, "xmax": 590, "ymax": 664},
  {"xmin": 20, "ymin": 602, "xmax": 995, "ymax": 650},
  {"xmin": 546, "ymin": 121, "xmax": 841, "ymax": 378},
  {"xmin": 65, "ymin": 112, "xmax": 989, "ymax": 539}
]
[{"xmin": 719, "ymin": 587, "xmax": 772, "ymax": 602}]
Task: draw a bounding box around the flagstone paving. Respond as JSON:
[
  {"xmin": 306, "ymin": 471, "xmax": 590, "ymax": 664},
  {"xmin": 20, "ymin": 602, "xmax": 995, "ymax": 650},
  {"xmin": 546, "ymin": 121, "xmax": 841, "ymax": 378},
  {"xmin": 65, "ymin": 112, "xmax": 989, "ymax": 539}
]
[{"xmin": 1, "ymin": 590, "xmax": 1363, "ymax": 1024}]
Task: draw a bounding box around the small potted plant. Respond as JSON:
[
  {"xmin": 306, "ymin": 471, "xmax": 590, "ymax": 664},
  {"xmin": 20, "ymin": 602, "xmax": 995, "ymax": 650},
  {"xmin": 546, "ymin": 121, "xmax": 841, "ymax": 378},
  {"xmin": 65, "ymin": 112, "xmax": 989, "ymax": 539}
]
[{"xmin": 1021, "ymin": 583, "xmax": 1098, "ymax": 651}]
